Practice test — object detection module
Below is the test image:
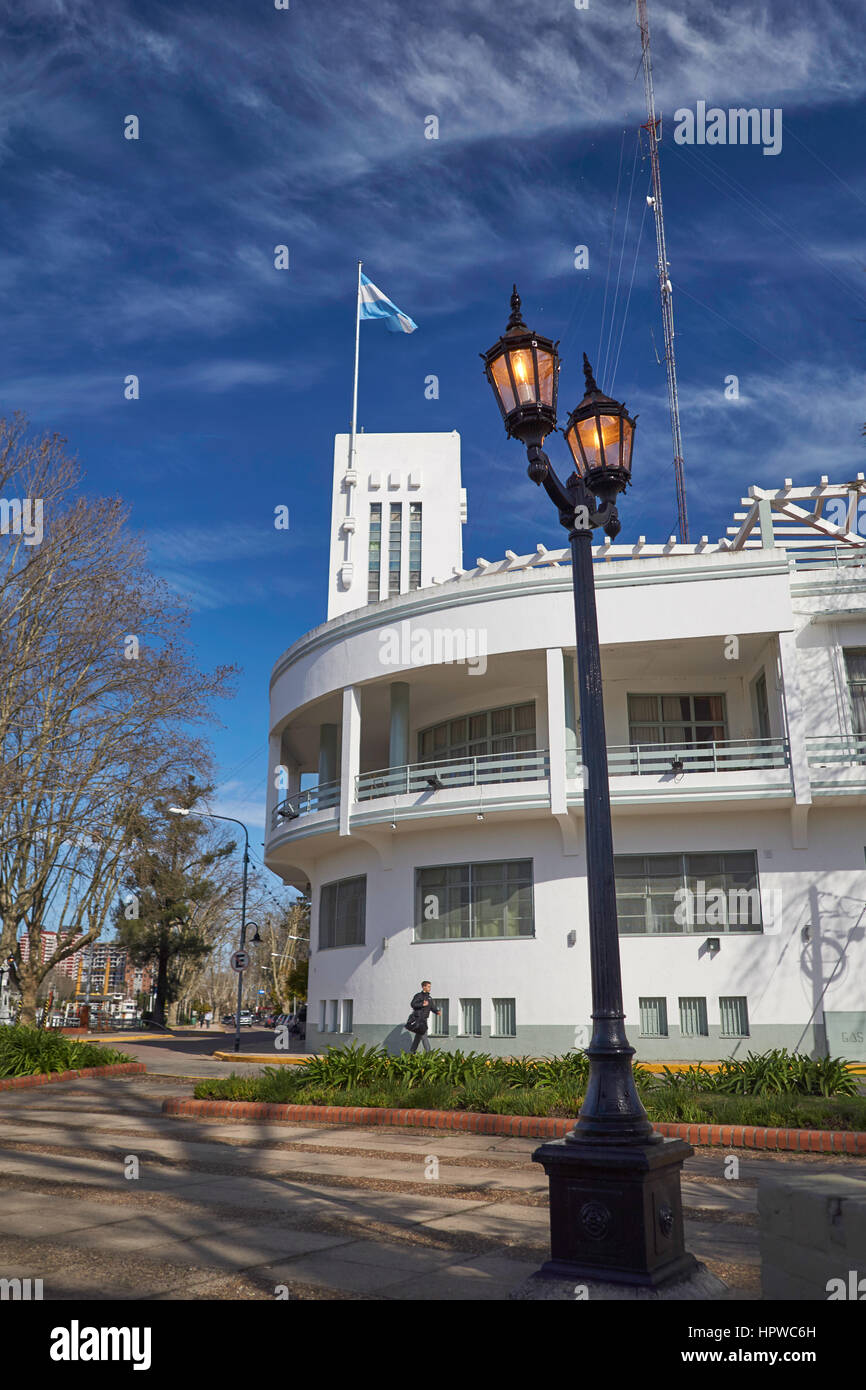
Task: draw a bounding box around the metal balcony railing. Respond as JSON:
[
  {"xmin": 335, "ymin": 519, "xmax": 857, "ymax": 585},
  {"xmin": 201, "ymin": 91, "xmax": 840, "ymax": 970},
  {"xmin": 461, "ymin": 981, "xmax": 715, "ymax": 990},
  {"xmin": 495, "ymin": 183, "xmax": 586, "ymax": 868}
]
[
  {"xmin": 806, "ymin": 733, "xmax": 866, "ymax": 767},
  {"xmin": 356, "ymin": 748, "xmax": 550, "ymax": 800},
  {"xmin": 271, "ymin": 779, "xmax": 340, "ymax": 829},
  {"xmin": 788, "ymin": 547, "xmax": 866, "ymax": 571},
  {"xmin": 606, "ymin": 737, "xmax": 789, "ymax": 776}
]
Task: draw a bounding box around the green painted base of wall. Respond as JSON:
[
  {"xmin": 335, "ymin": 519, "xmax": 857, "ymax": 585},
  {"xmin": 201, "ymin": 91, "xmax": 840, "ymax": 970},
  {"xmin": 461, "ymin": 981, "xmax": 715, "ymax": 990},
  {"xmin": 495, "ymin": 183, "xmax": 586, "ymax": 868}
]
[{"xmin": 305, "ymin": 1022, "xmax": 828, "ymax": 1060}]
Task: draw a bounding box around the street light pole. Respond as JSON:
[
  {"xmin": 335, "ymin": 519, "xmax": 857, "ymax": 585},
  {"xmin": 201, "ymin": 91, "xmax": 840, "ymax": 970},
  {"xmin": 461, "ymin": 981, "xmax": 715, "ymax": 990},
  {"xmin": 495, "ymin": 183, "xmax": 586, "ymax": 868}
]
[
  {"xmin": 168, "ymin": 807, "xmax": 260, "ymax": 1055},
  {"xmin": 482, "ymin": 289, "xmax": 696, "ymax": 1288}
]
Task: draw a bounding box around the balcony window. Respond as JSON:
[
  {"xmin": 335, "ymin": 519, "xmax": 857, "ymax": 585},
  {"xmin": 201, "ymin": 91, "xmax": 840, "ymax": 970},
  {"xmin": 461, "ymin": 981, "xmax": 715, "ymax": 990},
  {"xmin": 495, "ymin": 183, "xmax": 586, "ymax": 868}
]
[
  {"xmin": 615, "ymin": 852, "xmax": 762, "ymax": 935},
  {"xmin": 319, "ymin": 876, "xmax": 366, "ymax": 949},
  {"xmin": 415, "ymin": 860, "xmax": 534, "ymax": 941},
  {"xmin": 418, "ymin": 703, "xmax": 536, "ymax": 762},
  {"xmin": 627, "ymin": 694, "xmax": 727, "ymax": 747},
  {"xmin": 844, "ymin": 649, "xmax": 866, "ymax": 735}
]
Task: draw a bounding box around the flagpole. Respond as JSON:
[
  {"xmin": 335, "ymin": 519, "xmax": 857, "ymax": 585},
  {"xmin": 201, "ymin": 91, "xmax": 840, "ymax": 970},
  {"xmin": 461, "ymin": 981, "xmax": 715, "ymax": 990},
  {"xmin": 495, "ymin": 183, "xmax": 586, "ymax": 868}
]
[{"xmin": 349, "ymin": 259, "xmax": 362, "ymax": 472}]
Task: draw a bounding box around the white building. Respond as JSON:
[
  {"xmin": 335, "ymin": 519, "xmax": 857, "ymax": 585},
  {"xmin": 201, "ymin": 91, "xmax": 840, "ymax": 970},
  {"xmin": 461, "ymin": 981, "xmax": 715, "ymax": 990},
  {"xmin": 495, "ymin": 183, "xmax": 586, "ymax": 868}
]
[{"xmin": 265, "ymin": 433, "xmax": 866, "ymax": 1061}]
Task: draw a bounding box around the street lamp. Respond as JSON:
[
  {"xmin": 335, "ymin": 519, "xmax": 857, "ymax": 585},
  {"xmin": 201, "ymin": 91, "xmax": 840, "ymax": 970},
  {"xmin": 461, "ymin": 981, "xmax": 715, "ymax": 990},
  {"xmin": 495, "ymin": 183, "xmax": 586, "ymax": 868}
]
[
  {"xmin": 168, "ymin": 805, "xmax": 256, "ymax": 1055},
  {"xmin": 482, "ymin": 287, "xmax": 695, "ymax": 1289}
]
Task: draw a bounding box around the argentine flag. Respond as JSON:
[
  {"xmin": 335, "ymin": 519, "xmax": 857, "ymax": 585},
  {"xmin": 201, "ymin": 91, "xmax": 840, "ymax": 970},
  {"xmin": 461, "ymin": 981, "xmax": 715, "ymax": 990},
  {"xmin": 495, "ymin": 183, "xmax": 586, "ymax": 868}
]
[{"xmin": 359, "ymin": 273, "xmax": 418, "ymax": 334}]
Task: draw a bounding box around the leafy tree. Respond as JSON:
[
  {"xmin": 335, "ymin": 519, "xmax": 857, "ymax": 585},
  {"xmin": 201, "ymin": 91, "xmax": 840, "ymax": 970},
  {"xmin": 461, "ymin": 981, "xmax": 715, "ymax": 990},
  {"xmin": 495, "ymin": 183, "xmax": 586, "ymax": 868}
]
[
  {"xmin": 113, "ymin": 781, "xmax": 237, "ymax": 1026},
  {"xmin": 0, "ymin": 419, "xmax": 236, "ymax": 1022}
]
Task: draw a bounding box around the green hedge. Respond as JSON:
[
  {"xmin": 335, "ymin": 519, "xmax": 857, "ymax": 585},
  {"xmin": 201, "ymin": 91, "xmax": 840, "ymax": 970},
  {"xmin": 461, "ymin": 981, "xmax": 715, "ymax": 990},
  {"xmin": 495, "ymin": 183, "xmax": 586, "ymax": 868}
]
[
  {"xmin": 0, "ymin": 1025, "xmax": 133, "ymax": 1078},
  {"xmin": 191, "ymin": 1043, "xmax": 865, "ymax": 1129}
]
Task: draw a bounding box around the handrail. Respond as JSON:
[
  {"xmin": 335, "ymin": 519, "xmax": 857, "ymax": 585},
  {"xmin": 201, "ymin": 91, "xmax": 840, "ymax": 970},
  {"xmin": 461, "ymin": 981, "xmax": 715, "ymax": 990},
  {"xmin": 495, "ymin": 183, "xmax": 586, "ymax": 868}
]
[
  {"xmin": 356, "ymin": 748, "xmax": 550, "ymax": 800},
  {"xmin": 606, "ymin": 737, "xmax": 789, "ymax": 776}
]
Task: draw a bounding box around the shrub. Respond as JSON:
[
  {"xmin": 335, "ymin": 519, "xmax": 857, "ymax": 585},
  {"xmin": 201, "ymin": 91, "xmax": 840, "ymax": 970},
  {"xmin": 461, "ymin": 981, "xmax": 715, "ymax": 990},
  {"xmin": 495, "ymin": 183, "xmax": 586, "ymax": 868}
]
[{"xmin": 0, "ymin": 1026, "xmax": 131, "ymax": 1078}]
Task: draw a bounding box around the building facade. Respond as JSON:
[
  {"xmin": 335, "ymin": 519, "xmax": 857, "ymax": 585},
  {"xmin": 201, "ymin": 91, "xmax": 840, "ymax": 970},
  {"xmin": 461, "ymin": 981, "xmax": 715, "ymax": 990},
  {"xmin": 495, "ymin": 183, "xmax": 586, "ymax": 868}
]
[{"xmin": 265, "ymin": 435, "xmax": 866, "ymax": 1061}]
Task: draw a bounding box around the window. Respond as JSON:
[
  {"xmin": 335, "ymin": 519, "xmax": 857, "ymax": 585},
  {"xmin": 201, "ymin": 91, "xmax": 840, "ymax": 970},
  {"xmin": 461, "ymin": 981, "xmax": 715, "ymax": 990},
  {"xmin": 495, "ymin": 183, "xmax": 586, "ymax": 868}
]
[
  {"xmin": 388, "ymin": 502, "xmax": 402, "ymax": 596},
  {"xmin": 844, "ymin": 649, "xmax": 866, "ymax": 735},
  {"xmin": 418, "ymin": 703, "xmax": 536, "ymax": 763},
  {"xmin": 720, "ymin": 996, "xmax": 749, "ymax": 1037},
  {"xmin": 460, "ymin": 998, "xmax": 481, "ymax": 1036},
  {"xmin": 615, "ymin": 852, "xmax": 762, "ymax": 935},
  {"xmin": 368, "ymin": 504, "xmax": 382, "ymax": 603},
  {"xmin": 679, "ymin": 997, "xmax": 708, "ymax": 1037},
  {"xmin": 408, "ymin": 502, "xmax": 422, "ymax": 591},
  {"xmin": 639, "ymin": 997, "xmax": 668, "ymax": 1037},
  {"xmin": 329, "ymin": 999, "xmax": 339, "ymax": 1032},
  {"xmin": 341, "ymin": 999, "xmax": 354, "ymax": 1034},
  {"xmin": 318, "ymin": 1000, "xmax": 327, "ymax": 1033},
  {"xmin": 319, "ymin": 876, "xmax": 366, "ymax": 949},
  {"xmin": 415, "ymin": 860, "xmax": 534, "ymax": 941},
  {"xmin": 431, "ymin": 999, "xmax": 449, "ymax": 1036},
  {"xmin": 627, "ymin": 694, "xmax": 727, "ymax": 747},
  {"xmin": 492, "ymin": 998, "xmax": 516, "ymax": 1037}
]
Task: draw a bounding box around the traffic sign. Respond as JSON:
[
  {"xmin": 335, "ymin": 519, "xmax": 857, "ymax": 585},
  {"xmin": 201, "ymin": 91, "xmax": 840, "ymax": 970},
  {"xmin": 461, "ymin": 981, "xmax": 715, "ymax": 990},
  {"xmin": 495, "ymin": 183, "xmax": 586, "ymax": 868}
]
[{"xmin": 230, "ymin": 949, "xmax": 250, "ymax": 972}]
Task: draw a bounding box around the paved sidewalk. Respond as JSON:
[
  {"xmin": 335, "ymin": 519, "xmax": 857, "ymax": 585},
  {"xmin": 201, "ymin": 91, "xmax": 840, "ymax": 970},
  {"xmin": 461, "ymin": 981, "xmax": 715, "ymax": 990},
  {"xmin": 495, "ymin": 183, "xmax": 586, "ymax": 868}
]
[{"xmin": 2, "ymin": 1075, "xmax": 861, "ymax": 1300}]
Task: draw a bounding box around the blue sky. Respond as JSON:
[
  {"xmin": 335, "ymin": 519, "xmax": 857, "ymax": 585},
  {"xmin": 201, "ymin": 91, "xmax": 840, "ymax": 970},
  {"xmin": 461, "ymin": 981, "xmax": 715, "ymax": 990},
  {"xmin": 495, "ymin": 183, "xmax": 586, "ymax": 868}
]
[{"xmin": 2, "ymin": 0, "xmax": 864, "ymax": 848}]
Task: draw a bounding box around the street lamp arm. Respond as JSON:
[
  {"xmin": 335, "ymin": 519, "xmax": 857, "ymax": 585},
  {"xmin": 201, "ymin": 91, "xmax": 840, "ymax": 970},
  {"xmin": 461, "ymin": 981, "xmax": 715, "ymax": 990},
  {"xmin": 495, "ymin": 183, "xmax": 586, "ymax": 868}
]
[{"xmin": 527, "ymin": 444, "xmax": 621, "ymax": 539}]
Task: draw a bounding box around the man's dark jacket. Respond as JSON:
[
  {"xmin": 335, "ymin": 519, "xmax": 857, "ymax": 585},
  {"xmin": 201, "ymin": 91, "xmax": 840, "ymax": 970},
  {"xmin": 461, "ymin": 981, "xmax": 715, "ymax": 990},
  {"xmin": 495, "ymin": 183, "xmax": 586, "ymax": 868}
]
[{"xmin": 409, "ymin": 991, "xmax": 439, "ymax": 1035}]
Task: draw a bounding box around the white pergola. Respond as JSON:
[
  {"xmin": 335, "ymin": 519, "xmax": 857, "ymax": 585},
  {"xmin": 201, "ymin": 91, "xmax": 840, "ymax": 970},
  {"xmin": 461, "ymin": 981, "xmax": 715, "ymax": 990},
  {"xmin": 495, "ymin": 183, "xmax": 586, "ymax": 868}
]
[{"xmin": 431, "ymin": 476, "xmax": 866, "ymax": 585}]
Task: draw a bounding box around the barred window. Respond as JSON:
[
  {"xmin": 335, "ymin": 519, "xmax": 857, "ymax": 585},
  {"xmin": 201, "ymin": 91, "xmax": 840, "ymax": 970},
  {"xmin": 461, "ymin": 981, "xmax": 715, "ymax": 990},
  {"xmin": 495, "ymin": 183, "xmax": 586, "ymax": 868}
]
[
  {"xmin": 639, "ymin": 997, "xmax": 668, "ymax": 1037},
  {"xmin": 719, "ymin": 996, "xmax": 749, "ymax": 1037},
  {"xmin": 431, "ymin": 999, "xmax": 449, "ymax": 1036},
  {"xmin": 492, "ymin": 998, "xmax": 516, "ymax": 1037},
  {"xmin": 460, "ymin": 998, "xmax": 481, "ymax": 1036},
  {"xmin": 679, "ymin": 997, "xmax": 708, "ymax": 1037}
]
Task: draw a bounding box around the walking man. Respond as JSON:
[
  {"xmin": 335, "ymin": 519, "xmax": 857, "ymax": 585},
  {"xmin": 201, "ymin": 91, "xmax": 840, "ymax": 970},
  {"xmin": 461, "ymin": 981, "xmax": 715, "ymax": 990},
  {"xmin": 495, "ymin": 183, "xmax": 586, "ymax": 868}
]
[{"xmin": 407, "ymin": 981, "xmax": 440, "ymax": 1053}]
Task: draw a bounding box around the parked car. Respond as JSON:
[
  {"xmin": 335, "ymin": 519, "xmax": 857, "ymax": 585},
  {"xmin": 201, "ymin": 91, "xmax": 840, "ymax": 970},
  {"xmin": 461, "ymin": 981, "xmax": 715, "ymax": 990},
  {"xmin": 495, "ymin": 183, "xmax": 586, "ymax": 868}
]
[
  {"xmin": 238, "ymin": 1010, "xmax": 254, "ymax": 1026},
  {"xmin": 221, "ymin": 1013, "xmax": 235, "ymax": 1025}
]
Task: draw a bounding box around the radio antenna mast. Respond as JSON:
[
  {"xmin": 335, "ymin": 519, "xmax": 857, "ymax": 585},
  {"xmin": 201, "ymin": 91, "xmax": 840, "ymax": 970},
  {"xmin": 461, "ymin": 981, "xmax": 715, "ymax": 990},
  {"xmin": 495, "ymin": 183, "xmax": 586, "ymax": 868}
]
[{"xmin": 636, "ymin": 0, "xmax": 689, "ymax": 542}]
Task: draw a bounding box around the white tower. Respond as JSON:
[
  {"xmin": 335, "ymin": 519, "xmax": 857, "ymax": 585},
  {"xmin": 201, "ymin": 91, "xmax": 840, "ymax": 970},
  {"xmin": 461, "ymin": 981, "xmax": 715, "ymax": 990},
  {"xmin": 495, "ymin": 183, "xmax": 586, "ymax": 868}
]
[{"xmin": 327, "ymin": 431, "xmax": 466, "ymax": 620}]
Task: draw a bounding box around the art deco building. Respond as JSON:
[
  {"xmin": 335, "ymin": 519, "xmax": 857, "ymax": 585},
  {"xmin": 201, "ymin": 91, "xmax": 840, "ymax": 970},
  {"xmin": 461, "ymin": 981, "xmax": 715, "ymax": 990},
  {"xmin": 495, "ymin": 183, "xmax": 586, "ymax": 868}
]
[{"xmin": 265, "ymin": 432, "xmax": 866, "ymax": 1060}]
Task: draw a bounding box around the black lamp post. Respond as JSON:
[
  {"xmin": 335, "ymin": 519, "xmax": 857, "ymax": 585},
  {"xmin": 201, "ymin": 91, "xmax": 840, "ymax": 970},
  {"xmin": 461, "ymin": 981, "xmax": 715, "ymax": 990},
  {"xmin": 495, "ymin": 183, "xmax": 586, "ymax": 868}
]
[{"xmin": 483, "ymin": 287, "xmax": 696, "ymax": 1288}]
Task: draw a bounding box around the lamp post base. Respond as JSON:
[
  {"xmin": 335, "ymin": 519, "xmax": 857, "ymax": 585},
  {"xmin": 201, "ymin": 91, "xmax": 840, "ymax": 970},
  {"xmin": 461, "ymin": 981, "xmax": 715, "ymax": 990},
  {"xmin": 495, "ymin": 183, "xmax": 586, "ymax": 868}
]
[
  {"xmin": 532, "ymin": 1134, "xmax": 697, "ymax": 1287},
  {"xmin": 510, "ymin": 1263, "xmax": 726, "ymax": 1301}
]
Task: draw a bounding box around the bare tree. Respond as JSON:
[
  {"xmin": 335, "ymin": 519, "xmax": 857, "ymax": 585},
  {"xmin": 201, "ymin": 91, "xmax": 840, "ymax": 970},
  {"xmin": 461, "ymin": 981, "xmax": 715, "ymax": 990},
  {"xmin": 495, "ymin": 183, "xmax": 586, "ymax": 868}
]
[{"xmin": 0, "ymin": 418, "xmax": 236, "ymax": 1021}]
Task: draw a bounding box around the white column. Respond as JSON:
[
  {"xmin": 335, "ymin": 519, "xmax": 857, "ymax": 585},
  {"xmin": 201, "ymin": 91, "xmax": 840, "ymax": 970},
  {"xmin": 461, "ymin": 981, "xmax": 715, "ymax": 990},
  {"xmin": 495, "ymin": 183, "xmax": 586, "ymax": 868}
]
[
  {"xmin": 340, "ymin": 685, "xmax": 362, "ymax": 837},
  {"xmin": 778, "ymin": 631, "xmax": 812, "ymax": 847},
  {"xmin": 546, "ymin": 648, "xmax": 567, "ymax": 816}
]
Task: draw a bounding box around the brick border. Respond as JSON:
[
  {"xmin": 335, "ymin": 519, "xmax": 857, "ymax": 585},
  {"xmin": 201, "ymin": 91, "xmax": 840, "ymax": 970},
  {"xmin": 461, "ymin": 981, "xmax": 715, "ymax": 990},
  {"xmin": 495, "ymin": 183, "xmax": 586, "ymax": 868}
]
[
  {"xmin": 160, "ymin": 1097, "xmax": 866, "ymax": 1153},
  {"xmin": 0, "ymin": 1062, "xmax": 145, "ymax": 1092}
]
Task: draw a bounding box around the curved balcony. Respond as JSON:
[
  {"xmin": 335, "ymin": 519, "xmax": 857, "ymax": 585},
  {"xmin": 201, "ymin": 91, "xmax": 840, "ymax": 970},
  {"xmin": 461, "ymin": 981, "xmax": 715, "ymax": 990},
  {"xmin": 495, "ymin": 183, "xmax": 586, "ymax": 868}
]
[
  {"xmin": 356, "ymin": 748, "xmax": 550, "ymax": 800},
  {"xmin": 606, "ymin": 737, "xmax": 789, "ymax": 776},
  {"xmin": 272, "ymin": 779, "xmax": 339, "ymax": 830}
]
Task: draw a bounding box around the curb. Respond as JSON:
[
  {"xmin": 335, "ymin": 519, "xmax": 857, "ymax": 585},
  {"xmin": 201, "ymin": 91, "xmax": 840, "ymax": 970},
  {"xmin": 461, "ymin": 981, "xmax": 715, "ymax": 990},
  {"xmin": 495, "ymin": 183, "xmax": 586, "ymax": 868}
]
[
  {"xmin": 0, "ymin": 1062, "xmax": 146, "ymax": 1092},
  {"xmin": 211, "ymin": 1052, "xmax": 311, "ymax": 1064},
  {"xmin": 160, "ymin": 1097, "xmax": 866, "ymax": 1153}
]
